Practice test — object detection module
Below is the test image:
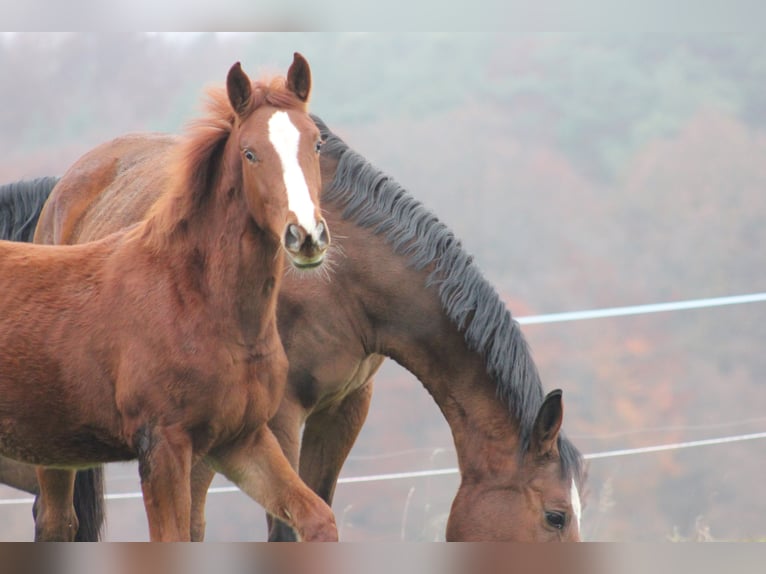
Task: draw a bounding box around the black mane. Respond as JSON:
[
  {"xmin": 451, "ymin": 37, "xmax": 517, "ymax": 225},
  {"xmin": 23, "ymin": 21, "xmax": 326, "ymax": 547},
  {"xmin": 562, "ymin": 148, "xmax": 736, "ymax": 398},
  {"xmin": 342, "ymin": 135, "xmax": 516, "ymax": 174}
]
[
  {"xmin": 311, "ymin": 114, "xmax": 583, "ymax": 483},
  {"xmin": 0, "ymin": 177, "xmax": 59, "ymax": 242}
]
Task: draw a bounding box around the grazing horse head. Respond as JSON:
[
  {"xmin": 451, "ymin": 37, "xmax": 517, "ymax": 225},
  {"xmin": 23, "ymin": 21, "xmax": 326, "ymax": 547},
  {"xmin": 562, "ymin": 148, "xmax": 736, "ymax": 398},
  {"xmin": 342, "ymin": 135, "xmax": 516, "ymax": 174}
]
[
  {"xmin": 225, "ymin": 53, "xmax": 329, "ymax": 269},
  {"xmin": 446, "ymin": 390, "xmax": 584, "ymax": 541}
]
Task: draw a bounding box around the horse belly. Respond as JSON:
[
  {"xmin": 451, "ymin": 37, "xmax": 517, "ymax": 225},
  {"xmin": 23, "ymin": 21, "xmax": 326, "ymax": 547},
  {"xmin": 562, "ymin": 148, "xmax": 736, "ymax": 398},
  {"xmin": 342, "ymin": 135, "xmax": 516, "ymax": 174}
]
[
  {"xmin": 0, "ymin": 335, "xmax": 126, "ymax": 466},
  {"xmin": 0, "ymin": 365, "xmax": 128, "ymax": 466},
  {"xmin": 0, "ymin": 418, "xmax": 132, "ymax": 467}
]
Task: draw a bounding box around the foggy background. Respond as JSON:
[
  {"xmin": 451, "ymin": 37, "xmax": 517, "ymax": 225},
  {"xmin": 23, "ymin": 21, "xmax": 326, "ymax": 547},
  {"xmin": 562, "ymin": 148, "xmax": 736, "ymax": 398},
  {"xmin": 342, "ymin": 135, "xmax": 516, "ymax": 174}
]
[{"xmin": 1, "ymin": 33, "xmax": 765, "ymax": 541}]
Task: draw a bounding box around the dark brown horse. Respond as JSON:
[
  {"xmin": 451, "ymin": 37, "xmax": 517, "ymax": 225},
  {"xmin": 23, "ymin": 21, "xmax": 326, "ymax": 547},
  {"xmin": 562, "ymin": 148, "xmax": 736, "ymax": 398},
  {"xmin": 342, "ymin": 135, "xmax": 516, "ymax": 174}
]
[
  {"xmin": 0, "ymin": 118, "xmax": 584, "ymax": 542},
  {"xmin": 0, "ymin": 54, "xmax": 338, "ymax": 541}
]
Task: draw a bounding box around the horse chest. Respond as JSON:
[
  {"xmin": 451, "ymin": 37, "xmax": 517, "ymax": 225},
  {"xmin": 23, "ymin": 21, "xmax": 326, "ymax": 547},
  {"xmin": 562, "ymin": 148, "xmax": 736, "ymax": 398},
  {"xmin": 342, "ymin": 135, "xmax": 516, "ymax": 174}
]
[
  {"xmin": 204, "ymin": 346, "xmax": 288, "ymax": 429},
  {"xmin": 295, "ymin": 353, "xmax": 384, "ymax": 413},
  {"xmin": 115, "ymin": 336, "xmax": 287, "ymax": 435}
]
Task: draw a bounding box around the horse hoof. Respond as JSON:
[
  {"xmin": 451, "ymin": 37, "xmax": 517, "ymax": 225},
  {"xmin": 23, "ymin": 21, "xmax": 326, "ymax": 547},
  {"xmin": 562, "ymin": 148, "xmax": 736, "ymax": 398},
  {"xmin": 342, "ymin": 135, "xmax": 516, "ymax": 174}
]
[{"xmin": 300, "ymin": 517, "xmax": 338, "ymax": 542}]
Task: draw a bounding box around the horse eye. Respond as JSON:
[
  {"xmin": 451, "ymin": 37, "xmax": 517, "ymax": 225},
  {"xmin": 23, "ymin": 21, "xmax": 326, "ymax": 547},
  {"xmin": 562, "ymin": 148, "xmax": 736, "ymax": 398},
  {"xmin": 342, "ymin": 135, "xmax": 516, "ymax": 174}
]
[
  {"xmin": 314, "ymin": 139, "xmax": 323, "ymax": 154},
  {"xmin": 243, "ymin": 149, "xmax": 257, "ymax": 163},
  {"xmin": 545, "ymin": 511, "xmax": 566, "ymax": 530}
]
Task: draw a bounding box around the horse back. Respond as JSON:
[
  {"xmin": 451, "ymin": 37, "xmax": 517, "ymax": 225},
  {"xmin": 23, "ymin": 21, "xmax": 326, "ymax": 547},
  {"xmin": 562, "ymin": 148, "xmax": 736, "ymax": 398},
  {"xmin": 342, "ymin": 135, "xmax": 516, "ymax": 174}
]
[{"xmin": 35, "ymin": 133, "xmax": 178, "ymax": 245}]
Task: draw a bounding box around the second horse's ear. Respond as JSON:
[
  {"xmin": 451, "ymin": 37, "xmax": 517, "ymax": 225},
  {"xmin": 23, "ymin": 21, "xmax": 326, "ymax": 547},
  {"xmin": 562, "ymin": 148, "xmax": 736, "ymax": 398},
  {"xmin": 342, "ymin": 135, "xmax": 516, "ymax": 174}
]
[
  {"xmin": 530, "ymin": 389, "xmax": 564, "ymax": 458},
  {"xmin": 227, "ymin": 61, "xmax": 252, "ymax": 117},
  {"xmin": 286, "ymin": 52, "xmax": 311, "ymax": 103}
]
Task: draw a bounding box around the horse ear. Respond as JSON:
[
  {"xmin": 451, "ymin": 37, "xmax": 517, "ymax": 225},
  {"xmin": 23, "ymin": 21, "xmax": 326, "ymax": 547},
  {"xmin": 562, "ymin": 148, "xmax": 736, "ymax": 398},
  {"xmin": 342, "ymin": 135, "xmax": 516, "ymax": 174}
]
[
  {"xmin": 530, "ymin": 389, "xmax": 564, "ymax": 457},
  {"xmin": 286, "ymin": 52, "xmax": 312, "ymax": 103},
  {"xmin": 227, "ymin": 61, "xmax": 252, "ymax": 117}
]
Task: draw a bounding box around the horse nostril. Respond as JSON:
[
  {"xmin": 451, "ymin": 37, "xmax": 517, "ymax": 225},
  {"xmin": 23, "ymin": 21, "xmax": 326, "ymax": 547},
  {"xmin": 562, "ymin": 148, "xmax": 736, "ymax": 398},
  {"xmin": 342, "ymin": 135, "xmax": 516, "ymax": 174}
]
[
  {"xmin": 315, "ymin": 221, "xmax": 330, "ymax": 249},
  {"xmin": 285, "ymin": 224, "xmax": 302, "ymax": 252}
]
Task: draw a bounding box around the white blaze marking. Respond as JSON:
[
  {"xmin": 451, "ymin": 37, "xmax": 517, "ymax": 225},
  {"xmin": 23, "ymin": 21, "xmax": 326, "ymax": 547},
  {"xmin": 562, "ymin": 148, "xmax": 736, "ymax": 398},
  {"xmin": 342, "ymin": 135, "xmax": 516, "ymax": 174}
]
[
  {"xmin": 571, "ymin": 479, "xmax": 582, "ymax": 530},
  {"xmin": 268, "ymin": 111, "xmax": 318, "ymax": 235}
]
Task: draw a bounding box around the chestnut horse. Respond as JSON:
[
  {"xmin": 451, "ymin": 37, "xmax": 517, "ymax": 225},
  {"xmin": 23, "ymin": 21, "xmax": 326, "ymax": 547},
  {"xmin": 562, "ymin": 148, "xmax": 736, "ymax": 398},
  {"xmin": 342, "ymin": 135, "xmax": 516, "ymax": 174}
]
[
  {"xmin": 0, "ymin": 118, "xmax": 584, "ymax": 542},
  {"xmin": 0, "ymin": 54, "xmax": 338, "ymax": 541}
]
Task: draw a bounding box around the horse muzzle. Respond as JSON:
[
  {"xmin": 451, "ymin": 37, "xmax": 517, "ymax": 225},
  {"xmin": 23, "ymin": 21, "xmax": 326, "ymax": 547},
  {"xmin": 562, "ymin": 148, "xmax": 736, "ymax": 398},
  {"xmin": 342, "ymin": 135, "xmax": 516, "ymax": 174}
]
[{"xmin": 283, "ymin": 220, "xmax": 330, "ymax": 269}]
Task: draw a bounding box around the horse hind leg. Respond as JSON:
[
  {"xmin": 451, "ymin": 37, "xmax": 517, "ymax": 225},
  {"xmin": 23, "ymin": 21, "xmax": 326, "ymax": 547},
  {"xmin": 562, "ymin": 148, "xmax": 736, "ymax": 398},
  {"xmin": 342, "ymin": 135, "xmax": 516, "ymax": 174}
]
[
  {"xmin": 208, "ymin": 425, "xmax": 337, "ymax": 542},
  {"xmin": 34, "ymin": 468, "xmax": 78, "ymax": 541}
]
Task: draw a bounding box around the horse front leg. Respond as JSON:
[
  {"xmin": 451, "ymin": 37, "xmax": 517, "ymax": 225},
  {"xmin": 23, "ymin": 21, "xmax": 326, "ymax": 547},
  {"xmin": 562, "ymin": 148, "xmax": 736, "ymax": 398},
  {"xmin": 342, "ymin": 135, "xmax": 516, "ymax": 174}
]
[
  {"xmin": 135, "ymin": 425, "xmax": 193, "ymax": 541},
  {"xmin": 265, "ymin": 396, "xmax": 306, "ymax": 542},
  {"xmin": 189, "ymin": 461, "xmax": 215, "ymax": 541},
  {"xmin": 207, "ymin": 425, "xmax": 337, "ymax": 542},
  {"xmin": 300, "ymin": 381, "xmax": 373, "ymax": 508},
  {"xmin": 34, "ymin": 467, "xmax": 77, "ymax": 541},
  {"xmin": 268, "ymin": 381, "xmax": 374, "ymax": 541}
]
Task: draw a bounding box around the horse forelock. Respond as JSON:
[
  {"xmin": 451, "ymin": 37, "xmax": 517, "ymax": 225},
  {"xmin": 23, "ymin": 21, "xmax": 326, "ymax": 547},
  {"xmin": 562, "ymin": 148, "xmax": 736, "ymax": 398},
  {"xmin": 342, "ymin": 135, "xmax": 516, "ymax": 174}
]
[
  {"xmin": 312, "ymin": 114, "xmax": 584, "ymax": 481},
  {"xmin": 231, "ymin": 76, "xmax": 308, "ymax": 125},
  {"xmin": 202, "ymin": 78, "xmax": 307, "ymax": 123},
  {"xmin": 252, "ymin": 76, "xmax": 309, "ymax": 113}
]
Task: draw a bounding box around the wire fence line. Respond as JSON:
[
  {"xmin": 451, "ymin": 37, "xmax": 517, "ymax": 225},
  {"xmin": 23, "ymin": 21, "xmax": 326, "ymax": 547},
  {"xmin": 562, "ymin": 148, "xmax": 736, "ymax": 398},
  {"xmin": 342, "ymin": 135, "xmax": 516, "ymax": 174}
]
[{"xmin": 515, "ymin": 291, "xmax": 766, "ymax": 325}]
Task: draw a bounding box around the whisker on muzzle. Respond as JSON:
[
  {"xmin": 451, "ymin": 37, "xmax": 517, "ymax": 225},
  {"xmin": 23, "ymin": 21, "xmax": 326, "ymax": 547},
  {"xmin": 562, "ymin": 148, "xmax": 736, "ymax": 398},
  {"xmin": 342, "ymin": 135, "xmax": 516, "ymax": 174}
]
[{"xmin": 283, "ymin": 242, "xmax": 340, "ymax": 285}]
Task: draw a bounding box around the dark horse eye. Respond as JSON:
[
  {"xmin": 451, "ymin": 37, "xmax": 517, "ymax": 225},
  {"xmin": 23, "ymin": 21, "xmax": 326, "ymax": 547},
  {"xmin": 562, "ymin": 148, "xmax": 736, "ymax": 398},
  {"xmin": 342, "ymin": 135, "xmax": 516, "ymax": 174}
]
[
  {"xmin": 545, "ymin": 511, "xmax": 566, "ymax": 530},
  {"xmin": 243, "ymin": 149, "xmax": 256, "ymax": 162},
  {"xmin": 315, "ymin": 139, "xmax": 323, "ymax": 153}
]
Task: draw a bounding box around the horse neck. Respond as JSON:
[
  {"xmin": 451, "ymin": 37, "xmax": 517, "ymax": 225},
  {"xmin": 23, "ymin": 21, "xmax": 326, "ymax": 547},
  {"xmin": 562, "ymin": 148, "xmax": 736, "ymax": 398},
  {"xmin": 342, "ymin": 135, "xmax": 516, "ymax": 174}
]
[
  {"xmin": 142, "ymin": 174, "xmax": 284, "ymax": 343},
  {"xmin": 334, "ymin": 214, "xmax": 525, "ymax": 480}
]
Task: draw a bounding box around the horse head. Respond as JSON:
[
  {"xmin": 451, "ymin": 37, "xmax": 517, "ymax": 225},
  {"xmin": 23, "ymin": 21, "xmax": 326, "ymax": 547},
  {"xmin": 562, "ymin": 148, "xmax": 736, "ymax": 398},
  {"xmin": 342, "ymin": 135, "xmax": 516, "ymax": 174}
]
[
  {"xmin": 446, "ymin": 390, "xmax": 584, "ymax": 541},
  {"xmin": 226, "ymin": 53, "xmax": 329, "ymax": 269}
]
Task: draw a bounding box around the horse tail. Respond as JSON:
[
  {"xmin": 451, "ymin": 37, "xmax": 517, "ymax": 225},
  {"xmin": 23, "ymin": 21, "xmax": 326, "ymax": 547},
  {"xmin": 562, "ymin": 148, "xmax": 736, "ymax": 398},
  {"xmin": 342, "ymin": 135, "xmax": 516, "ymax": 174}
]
[
  {"xmin": 73, "ymin": 467, "xmax": 106, "ymax": 542},
  {"xmin": 0, "ymin": 176, "xmax": 59, "ymax": 241}
]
